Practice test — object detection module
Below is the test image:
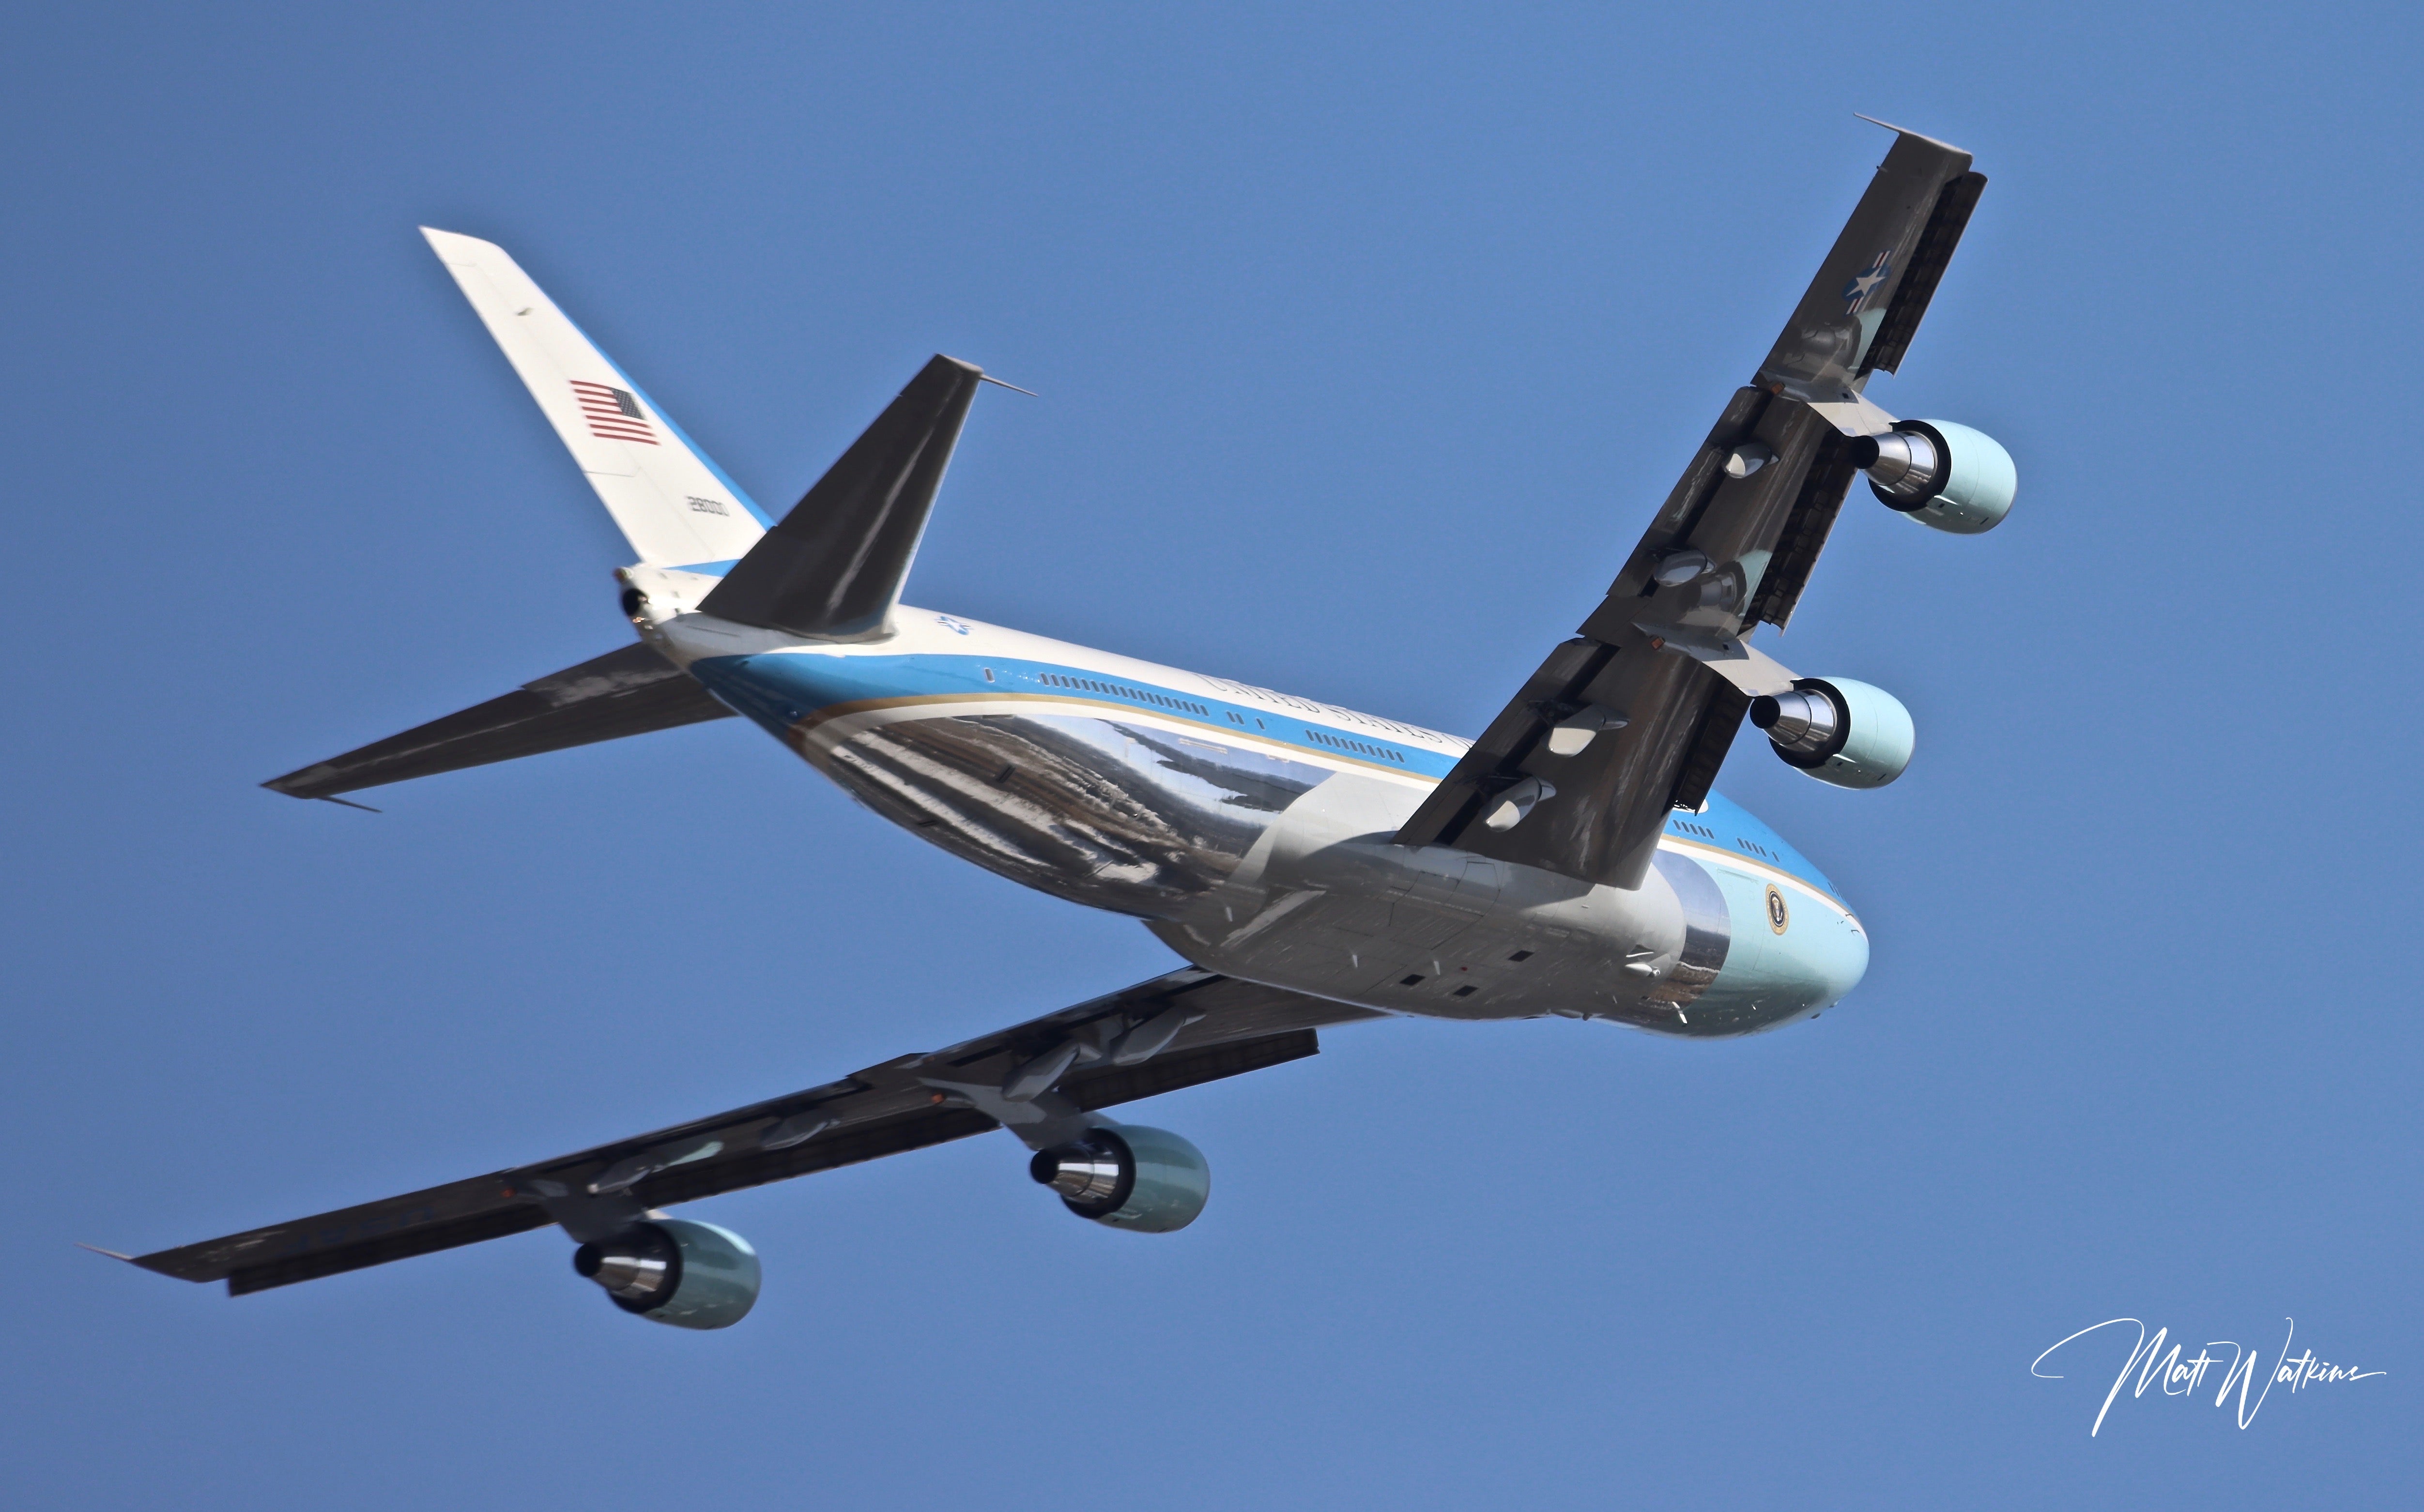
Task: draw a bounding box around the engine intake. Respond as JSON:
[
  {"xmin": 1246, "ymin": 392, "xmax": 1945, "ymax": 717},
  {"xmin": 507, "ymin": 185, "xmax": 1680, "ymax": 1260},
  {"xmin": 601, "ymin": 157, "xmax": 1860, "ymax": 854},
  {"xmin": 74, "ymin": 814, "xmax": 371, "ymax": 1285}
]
[
  {"xmin": 1848, "ymin": 420, "xmax": 2015, "ymax": 534},
  {"xmin": 1749, "ymin": 677, "xmax": 1914, "ymax": 790},
  {"xmin": 1029, "ymin": 1122, "xmax": 1211, "ymax": 1232},
  {"xmin": 573, "ymin": 1218, "xmax": 762, "ymax": 1329}
]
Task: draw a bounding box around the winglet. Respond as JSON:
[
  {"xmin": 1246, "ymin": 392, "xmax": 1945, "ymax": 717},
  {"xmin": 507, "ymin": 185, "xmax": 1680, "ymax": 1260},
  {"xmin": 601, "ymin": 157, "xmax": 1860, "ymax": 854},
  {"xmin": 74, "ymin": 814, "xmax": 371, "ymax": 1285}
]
[{"xmin": 1852, "ymin": 114, "xmax": 1968, "ymax": 154}]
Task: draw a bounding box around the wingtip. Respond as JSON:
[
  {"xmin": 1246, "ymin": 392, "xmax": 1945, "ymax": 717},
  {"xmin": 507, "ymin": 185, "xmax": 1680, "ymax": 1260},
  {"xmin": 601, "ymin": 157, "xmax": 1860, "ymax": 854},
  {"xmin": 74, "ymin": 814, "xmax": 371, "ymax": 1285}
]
[
  {"xmin": 419, "ymin": 226, "xmax": 504, "ymax": 260},
  {"xmin": 76, "ymin": 1242, "xmax": 137, "ymax": 1263},
  {"xmin": 259, "ymin": 775, "xmax": 380, "ymax": 811},
  {"xmin": 1852, "ymin": 113, "xmax": 1968, "ymax": 154}
]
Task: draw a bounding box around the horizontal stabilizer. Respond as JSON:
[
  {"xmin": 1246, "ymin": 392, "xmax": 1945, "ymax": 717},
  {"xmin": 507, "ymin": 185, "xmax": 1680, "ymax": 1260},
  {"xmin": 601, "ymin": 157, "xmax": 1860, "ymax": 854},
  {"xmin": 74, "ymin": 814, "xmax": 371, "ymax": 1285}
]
[
  {"xmin": 699, "ymin": 354, "xmax": 984, "ymax": 640},
  {"xmin": 264, "ymin": 643, "xmax": 733, "ymax": 800}
]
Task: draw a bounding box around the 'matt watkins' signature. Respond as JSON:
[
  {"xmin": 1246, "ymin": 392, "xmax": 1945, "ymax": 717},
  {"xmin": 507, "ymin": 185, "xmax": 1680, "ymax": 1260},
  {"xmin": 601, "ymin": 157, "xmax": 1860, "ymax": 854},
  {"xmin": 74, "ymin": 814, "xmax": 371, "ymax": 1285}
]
[{"xmin": 2033, "ymin": 1317, "xmax": 2384, "ymax": 1436}]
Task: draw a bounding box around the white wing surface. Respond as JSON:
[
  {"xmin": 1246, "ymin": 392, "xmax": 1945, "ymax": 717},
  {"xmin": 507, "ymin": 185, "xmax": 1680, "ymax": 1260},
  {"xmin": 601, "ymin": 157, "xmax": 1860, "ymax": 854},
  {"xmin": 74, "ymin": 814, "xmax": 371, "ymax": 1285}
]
[{"xmin": 420, "ymin": 228, "xmax": 771, "ymax": 568}]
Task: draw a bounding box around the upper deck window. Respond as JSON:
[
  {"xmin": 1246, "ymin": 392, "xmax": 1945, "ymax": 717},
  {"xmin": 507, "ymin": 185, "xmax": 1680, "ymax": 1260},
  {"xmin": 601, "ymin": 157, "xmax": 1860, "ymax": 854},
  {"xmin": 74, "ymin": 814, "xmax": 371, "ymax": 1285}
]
[
  {"xmin": 1303, "ymin": 728, "xmax": 1406, "ymax": 764},
  {"xmin": 1039, "ymin": 671, "xmax": 1209, "ymax": 717}
]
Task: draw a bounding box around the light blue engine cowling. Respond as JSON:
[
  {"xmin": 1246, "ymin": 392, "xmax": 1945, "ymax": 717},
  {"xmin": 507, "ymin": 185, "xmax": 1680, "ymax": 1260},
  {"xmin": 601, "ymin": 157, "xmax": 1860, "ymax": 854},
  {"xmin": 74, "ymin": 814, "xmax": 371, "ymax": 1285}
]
[
  {"xmin": 1029, "ymin": 1122, "xmax": 1211, "ymax": 1232},
  {"xmin": 572, "ymin": 1219, "xmax": 762, "ymax": 1329},
  {"xmin": 1750, "ymin": 677, "xmax": 1915, "ymax": 789},
  {"xmin": 1855, "ymin": 419, "xmax": 2016, "ymax": 534}
]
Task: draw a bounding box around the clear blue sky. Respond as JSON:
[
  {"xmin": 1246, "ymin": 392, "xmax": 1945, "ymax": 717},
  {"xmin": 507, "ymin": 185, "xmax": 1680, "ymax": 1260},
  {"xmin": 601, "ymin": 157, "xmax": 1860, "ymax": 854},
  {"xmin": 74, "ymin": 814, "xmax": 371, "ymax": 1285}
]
[{"xmin": 5, "ymin": 3, "xmax": 2417, "ymax": 1506}]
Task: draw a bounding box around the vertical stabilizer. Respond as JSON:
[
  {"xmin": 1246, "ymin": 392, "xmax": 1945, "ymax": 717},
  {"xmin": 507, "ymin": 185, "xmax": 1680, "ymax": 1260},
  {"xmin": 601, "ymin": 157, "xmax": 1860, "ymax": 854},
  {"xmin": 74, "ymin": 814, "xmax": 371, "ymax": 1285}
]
[{"xmin": 420, "ymin": 228, "xmax": 772, "ymax": 568}]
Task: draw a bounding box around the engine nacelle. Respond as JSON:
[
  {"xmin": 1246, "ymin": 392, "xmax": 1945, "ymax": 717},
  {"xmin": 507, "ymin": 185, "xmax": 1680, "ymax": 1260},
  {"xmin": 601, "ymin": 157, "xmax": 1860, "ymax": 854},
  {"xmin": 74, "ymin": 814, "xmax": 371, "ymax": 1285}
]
[
  {"xmin": 573, "ymin": 1219, "xmax": 762, "ymax": 1329},
  {"xmin": 1850, "ymin": 420, "xmax": 2015, "ymax": 534},
  {"xmin": 1029, "ymin": 1122, "xmax": 1210, "ymax": 1233},
  {"xmin": 1749, "ymin": 677, "xmax": 1914, "ymax": 790}
]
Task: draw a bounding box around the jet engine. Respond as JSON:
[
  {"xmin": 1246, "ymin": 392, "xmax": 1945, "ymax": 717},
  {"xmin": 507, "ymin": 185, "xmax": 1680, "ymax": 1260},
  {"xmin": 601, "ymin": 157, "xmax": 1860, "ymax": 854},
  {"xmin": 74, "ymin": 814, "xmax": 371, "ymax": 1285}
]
[
  {"xmin": 1849, "ymin": 420, "xmax": 2016, "ymax": 534},
  {"xmin": 1749, "ymin": 677, "xmax": 1914, "ymax": 789},
  {"xmin": 1029, "ymin": 1122, "xmax": 1211, "ymax": 1232},
  {"xmin": 572, "ymin": 1218, "xmax": 762, "ymax": 1329}
]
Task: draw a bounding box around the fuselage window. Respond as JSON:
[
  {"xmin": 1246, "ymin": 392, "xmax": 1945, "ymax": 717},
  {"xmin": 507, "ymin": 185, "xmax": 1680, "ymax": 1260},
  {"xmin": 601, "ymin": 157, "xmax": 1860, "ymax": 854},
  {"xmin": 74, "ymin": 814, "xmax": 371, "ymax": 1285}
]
[{"xmin": 1304, "ymin": 727, "xmax": 1406, "ymax": 764}]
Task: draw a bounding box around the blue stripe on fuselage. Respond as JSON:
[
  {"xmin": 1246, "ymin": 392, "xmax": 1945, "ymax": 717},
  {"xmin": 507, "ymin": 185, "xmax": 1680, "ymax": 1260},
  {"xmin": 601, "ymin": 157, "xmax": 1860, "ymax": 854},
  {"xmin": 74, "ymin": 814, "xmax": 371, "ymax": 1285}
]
[
  {"xmin": 689, "ymin": 650, "xmax": 1464, "ymax": 779},
  {"xmin": 1669, "ymin": 793, "xmax": 1842, "ymax": 904},
  {"xmin": 689, "ymin": 648, "xmax": 1843, "ymax": 900}
]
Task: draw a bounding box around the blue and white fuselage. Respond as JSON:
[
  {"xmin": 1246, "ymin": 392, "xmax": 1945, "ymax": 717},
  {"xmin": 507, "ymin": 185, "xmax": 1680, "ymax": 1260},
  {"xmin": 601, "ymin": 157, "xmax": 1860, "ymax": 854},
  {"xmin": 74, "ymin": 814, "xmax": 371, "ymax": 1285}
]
[
  {"xmin": 366, "ymin": 225, "xmax": 1884, "ymax": 1042},
  {"xmin": 648, "ymin": 599, "xmax": 1868, "ymax": 1038},
  {"xmin": 146, "ymin": 154, "xmax": 2020, "ymax": 1318}
]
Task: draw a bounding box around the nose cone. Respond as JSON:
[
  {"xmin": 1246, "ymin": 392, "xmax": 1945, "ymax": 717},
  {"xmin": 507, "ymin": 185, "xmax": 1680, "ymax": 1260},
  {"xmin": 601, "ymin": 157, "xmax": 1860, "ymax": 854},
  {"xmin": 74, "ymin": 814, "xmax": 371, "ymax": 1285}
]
[
  {"xmin": 1693, "ymin": 867, "xmax": 1871, "ymax": 1030},
  {"xmin": 1791, "ymin": 903, "xmax": 1870, "ymax": 1010}
]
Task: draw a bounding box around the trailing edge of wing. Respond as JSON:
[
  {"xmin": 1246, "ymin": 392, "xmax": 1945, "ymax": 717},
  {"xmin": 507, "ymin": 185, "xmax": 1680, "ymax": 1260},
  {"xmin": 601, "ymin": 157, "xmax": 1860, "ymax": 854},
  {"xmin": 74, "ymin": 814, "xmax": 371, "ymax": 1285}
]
[
  {"xmin": 698, "ymin": 354, "xmax": 985, "ymax": 641},
  {"xmin": 125, "ymin": 971, "xmax": 1379, "ymax": 1294},
  {"xmin": 263, "ymin": 642, "xmax": 733, "ymax": 800},
  {"xmin": 1754, "ymin": 129, "xmax": 1979, "ymax": 404}
]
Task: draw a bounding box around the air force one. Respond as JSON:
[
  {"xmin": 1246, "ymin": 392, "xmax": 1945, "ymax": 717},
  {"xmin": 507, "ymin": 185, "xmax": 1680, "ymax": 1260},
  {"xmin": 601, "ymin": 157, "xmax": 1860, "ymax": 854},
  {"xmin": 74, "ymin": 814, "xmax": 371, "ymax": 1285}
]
[{"xmin": 119, "ymin": 126, "xmax": 2011, "ymax": 1328}]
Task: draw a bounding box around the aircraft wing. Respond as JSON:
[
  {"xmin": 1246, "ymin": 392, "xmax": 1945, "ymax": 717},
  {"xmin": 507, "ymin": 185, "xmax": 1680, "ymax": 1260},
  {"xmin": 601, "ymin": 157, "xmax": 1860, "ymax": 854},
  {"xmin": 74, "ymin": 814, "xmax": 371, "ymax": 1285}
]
[
  {"xmin": 1395, "ymin": 125, "xmax": 1985, "ymax": 891},
  {"xmin": 125, "ymin": 971, "xmax": 1381, "ymax": 1295}
]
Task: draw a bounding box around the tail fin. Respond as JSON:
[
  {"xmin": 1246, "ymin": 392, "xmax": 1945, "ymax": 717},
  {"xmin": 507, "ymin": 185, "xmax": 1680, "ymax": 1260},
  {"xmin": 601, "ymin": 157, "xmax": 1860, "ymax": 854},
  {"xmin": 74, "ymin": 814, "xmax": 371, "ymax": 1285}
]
[
  {"xmin": 420, "ymin": 228, "xmax": 772, "ymax": 570},
  {"xmin": 699, "ymin": 354, "xmax": 985, "ymax": 640}
]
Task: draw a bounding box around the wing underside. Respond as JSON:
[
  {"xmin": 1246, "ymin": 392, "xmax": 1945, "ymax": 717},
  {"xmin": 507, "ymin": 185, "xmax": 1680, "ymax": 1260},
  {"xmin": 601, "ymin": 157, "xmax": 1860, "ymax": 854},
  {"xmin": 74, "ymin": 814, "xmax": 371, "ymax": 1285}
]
[
  {"xmin": 1397, "ymin": 126, "xmax": 1982, "ymax": 890},
  {"xmin": 129, "ymin": 971, "xmax": 1381, "ymax": 1294}
]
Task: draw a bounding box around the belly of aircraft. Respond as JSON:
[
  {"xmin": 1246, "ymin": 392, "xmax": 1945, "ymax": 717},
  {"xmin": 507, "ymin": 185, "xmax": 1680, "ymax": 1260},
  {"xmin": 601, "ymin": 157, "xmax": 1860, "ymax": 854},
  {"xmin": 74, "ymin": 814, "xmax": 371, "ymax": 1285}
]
[
  {"xmin": 798, "ymin": 708, "xmax": 1326, "ymax": 916},
  {"xmin": 755, "ymin": 699, "xmax": 1865, "ymax": 1039}
]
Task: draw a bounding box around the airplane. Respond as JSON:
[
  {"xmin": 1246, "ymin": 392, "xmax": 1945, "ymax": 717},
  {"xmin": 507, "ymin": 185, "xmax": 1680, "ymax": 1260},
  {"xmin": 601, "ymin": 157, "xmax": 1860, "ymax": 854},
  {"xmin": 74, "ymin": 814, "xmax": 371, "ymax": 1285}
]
[{"xmin": 112, "ymin": 124, "xmax": 2011, "ymax": 1329}]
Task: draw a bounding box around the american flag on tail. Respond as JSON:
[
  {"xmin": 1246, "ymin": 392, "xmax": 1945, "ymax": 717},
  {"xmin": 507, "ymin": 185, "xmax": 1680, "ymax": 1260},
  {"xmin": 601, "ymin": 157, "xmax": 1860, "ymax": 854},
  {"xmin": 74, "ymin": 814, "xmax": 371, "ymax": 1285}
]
[{"xmin": 570, "ymin": 380, "xmax": 657, "ymax": 444}]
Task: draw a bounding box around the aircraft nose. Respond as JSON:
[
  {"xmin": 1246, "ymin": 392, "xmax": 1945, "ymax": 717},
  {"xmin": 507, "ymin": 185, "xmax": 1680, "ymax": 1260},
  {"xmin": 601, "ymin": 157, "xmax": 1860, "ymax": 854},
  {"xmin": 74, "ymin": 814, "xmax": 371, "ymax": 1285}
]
[
  {"xmin": 1787, "ymin": 904, "xmax": 1869, "ymax": 1010},
  {"xmin": 1702, "ymin": 870, "xmax": 1871, "ymax": 1020}
]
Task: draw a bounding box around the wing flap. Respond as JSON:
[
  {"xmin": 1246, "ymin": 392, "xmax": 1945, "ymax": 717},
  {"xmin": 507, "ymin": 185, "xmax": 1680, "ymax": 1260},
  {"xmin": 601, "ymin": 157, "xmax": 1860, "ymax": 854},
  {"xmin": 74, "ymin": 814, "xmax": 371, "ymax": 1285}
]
[
  {"xmin": 1741, "ymin": 430, "xmax": 1860, "ymax": 631},
  {"xmin": 262, "ymin": 642, "xmax": 734, "ymax": 800},
  {"xmin": 1754, "ymin": 131, "xmax": 1978, "ymax": 404},
  {"xmin": 1862, "ymin": 170, "xmax": 1988, "ymax": 376}
]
